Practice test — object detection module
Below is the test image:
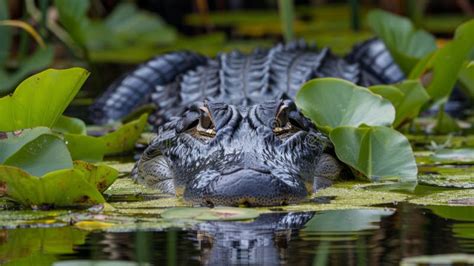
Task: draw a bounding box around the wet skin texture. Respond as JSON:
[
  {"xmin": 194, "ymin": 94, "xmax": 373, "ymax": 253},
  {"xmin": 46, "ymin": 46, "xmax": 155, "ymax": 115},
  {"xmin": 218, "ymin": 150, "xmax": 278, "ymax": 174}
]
[
  {"xmin": 132, "ymin": 100, "xmax": 340, "ymax": 206},
  {"xmin": 93, "ymin": 39, "xmax": 404, "ymax": 206}
]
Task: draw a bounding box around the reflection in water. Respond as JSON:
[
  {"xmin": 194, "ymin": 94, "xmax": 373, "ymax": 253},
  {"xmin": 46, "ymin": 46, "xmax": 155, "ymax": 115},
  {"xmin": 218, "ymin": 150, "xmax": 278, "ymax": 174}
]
[
  {"xmin": 0, "ymin": 204, "xmax": 473, "ymax": 265},
  {"xmin": 195, "ymin": 212, "xmax": 314, "ymax": 265}
]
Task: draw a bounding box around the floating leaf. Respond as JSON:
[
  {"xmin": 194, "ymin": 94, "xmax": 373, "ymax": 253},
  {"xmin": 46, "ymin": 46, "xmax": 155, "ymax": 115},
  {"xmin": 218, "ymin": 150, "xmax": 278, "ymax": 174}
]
[
  {"xmin": 63, "ymin": 114, "xmax": 148, "ymax": 161},
  {"xmin": 0, "ymin": 166, "xmax": 105, "ymax": 207},
  {"xmin": 329, "ymin": 126, "xmax": 418, "ymax": 181},
  {"xmin": 53, "ymin": 115, "xmax": 87, "ymax": 135},
  {"xmin": 63, "ymin": 133, "xmax": 106, "ymax": 162},
  {"xmin": 431, "ymin": 149, "xmax": 474, "ymax": 164},
  {"xmin": 0, "ymin": 127, "xmax": 72, "ymax": 176},
  {"xmin": 99, "ymin": 113, "xmax": 148, "ymax": 155},
  {"xmin": 302, "ymin": 209, "xmax": 394, "ymax": 232},
  {"xmin": 296, "ymin": 78, "xmax": 395, "ymax": 132},
  {"xmin": 401, "ymin": 254, "xmax": 474, "ymax": 266},
  {"xmin": 0, "ymin": 160, "xmax": 118, "ymax": 208},
  {"xmin": 74, "ymin": 221, "xmax": 114, "ymax": 231},
  {"xmin": 367, "ymin": 9, "xmax": 437, "ymax": 73},
  {"xmin": 73, "ymin": 161, "xmax": 118, "ymax": 192},
  {"xmin": 161, "ymin": 207, "xmax": 260, "ymax": 221},
  {"xmin": 0, "ymin": 68, "xmax": 89, "ymax": 131}
]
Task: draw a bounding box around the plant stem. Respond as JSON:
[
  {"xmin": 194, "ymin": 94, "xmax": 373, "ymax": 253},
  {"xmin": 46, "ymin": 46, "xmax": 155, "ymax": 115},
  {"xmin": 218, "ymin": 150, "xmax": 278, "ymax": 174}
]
[{"xmin": 278, "ymin": 0, "xmax": 294, "ymax": 43}]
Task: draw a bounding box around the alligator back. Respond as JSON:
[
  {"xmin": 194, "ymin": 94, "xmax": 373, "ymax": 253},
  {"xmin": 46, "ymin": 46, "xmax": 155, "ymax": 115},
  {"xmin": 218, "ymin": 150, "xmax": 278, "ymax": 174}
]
[{"xmin": 91, "ymin": 39, "xmax": 404, "ymax": 126}]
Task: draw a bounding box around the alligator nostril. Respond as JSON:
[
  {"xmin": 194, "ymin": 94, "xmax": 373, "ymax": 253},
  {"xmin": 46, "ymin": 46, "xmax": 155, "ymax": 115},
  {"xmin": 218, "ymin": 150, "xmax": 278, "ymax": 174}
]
[{"xmin": 205, "ymin": 200, "xmax": 214, "ymax": 207}]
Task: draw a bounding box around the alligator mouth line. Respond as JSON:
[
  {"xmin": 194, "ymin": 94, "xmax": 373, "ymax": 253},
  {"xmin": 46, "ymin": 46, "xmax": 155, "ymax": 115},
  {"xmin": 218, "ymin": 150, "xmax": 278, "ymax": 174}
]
[{"xmin": 220, "ymin": 168, "xmax": 272, "ymax": 176}]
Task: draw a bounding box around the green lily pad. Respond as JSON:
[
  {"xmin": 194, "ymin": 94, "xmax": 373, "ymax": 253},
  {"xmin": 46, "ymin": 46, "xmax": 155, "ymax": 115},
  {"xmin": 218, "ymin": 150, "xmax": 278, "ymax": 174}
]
[
  {"xmin": 418, "ymin": 164, "xmax": 474, "ymax": 188},
  {"xmin": 161, "ymin": 207, "xmax": 260, "ymax": 221},
  {"xmin": 418, "ymin": 174, "xmax": 474, "ymax": 189},
  {"xmin": 0, "ymin": 161, "xmax": 118, "ymax": 208},
  {"xmin": 63, "ymin": 133, "xmax": 107, "ymax": 162},
  {"xmin": 52, "ymin": 115, "xmax": 87, "ymax": 135},
  {"xmin": 296, "ymin": 78, "xmax": 395, "ymax": 133},
  {"xmin": 73, "ymin": 161, "xmax": 118, "ymax": 192},
  {"xmin": 0, "ymin": 68, "xmax": 89, "ymax": 131},
  {"xmin": 302, "ymin": 209, "xmax": 394, "ymax": 232},
  {"xmin": 401, "ymin": 254, "xmax": 474, "ymax": 266},
  {"xmin": 0, "ymin": 127, "xmax": 73, "ymax": 176},
  {"xmin": 329, "ymin": 126, "xmax": 418, "ymax": 182},
  {"xmin": 367, "ymin": 9, "xmax": 437, "ymax": 73},
  {"xmin": 99, "ymin": 113, "xmax": 148, "ymax": 155},
  {"xmin": 64, "ymin": 114, "xmax": 148, "ymax": 161},
  {"xmin": 409, "ymin": 189, "xmax": 474, "ymax": 206},
  {"xmin": 279, "ymin": 182, "xmax": 410, "ymax": 212},
  {"xmin": 431, "ymin": 149, "xmax": 474, "ymax": 164},
  {"xmin": 407, "ymin": 134, "xmax": 474, "ymax": 150}
]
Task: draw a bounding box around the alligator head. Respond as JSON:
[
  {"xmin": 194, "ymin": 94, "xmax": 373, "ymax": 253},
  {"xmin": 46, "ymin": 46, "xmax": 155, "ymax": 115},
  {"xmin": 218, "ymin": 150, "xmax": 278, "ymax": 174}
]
[{"xmin": 132, "ymin": 99, "xmax": 342, "ymax": 206}]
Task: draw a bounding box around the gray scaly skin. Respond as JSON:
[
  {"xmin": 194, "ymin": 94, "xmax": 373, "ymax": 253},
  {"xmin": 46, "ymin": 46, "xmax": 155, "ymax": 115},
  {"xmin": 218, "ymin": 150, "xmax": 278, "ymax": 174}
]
[{"xmin": 91, "ymin": 39, "xmax": 404, "ymax": 206}]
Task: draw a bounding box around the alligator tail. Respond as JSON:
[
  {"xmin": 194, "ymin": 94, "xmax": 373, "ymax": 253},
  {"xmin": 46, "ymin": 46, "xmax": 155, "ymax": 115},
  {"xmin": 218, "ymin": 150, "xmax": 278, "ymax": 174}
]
[
  {"xmin": 346, "ymin": 38, "xmax": 405, "ymax": 86},
  {"xmin": 89, "ymin": 52, "xmax": 208, "ymax": 124}
]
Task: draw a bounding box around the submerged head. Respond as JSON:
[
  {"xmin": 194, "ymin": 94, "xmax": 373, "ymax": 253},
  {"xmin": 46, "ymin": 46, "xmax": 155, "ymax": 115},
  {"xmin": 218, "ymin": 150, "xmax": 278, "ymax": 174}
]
[{"xmin": 133, "ymin": 100, "xmax": 334, "ymax": 206}]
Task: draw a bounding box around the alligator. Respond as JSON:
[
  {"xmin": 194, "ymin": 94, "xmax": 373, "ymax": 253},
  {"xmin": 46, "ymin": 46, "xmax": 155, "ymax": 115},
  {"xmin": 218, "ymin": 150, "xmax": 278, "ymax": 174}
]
[{"xmin": 90, "ymin": 39, "xmax": 404, "ymax": 206}]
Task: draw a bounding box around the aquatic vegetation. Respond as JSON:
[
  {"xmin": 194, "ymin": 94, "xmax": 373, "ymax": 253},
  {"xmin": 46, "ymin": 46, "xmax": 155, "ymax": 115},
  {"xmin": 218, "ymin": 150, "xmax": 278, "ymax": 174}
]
[
  {"xmin": 369, "ymin": 81, "xmax": 430, "ymax": 128},
  {"xmin": 296, "ymin": 78, "xmax": 417, "ymax": 181},
  {"xmin": 367, "ymin": 9, "xmax": 437, "ymax": 73},
  {"xmin": 330, "ymin": 126, "xmax": 417, "ymax": 181},
  {"xmin": 0, "ymin": 69, "xmax": 149, "ymax": 208},
  {"xmin": 0, "ymin": 2, "xmax": 54, "ymax": 96},
  {"xmin": 296, "ymin": 78, "xmax": 395, "ymax": 131},
  {"xmin": 161, "ymin": 207, "xmax": 260, "ymax": 221},
  {"xmin": 54, "ymin": 1, "xmax": 176, "ymax": 62},
  {"xmin": 0, "ymin": 161, "xmax": 117, "ymax": 208}
]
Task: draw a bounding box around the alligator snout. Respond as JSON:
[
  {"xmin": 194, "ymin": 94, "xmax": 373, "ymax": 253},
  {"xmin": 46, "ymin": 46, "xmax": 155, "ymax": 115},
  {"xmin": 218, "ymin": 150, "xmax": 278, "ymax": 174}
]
[{"xmin": 183, "ymin": 169, "xmax": 308, "ymax": 206}]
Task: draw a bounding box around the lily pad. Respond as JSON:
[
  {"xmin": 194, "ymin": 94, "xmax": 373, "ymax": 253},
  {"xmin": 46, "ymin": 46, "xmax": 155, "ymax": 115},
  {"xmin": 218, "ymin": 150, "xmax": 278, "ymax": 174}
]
[
  {"xmin": 409, "ymin": 189, "xmax": 474, "ymax": 206},
  {"xmin": 64, "ymin": 114, "xmax": 149, "ymax": 161},
  {"xmin": 161, "ymin": 207, "xmax": 260, "ymax": 221},
  {"xmin": 430, "ymin": 149, "xmax": 474, "ymax": 164},
  {"xmin": 329, "ymin": 126, "xmax": 418, "ymax": 182},
  {"xmin": 63, "ymin": 133, "xmax": 107, "ymax": 162},
  {"xmin": 0, "ymin": 68, "xmax": 89, "ymax": 131},
  {"xmin": 302, "ymin": 209, "xmax": 394, "ymax": 232},
  {"xmin": 52, "ymin": 115, "xmax": 87, "ymax": 135},
  {"xmin": 0, "ymin": 161, "xmax": 118, "ymax": 208},
  {"xmin": 367, "ymin": 9, "xmax": 437, "ymax": 73},
  {"xmin": 73, "ymin": 161, "xmax": 118, "ymax": 192},
  {"xmin": 401, "ymin": 254, "xmax": 474, "ymax": 266},
  {"xmin": 98, "ymin": 113, "xmax": 148, "ymax": 155},
  {"xmin": 296, "ymin": 78, "xmax": 395, "ymax": 132},
  {"xmin": 0, "ymin": 127, "xmax": 73, "ymax": 176},
  {"xmin": 418, "ymin": 163, "xmax": 474, "ymax": 186}
]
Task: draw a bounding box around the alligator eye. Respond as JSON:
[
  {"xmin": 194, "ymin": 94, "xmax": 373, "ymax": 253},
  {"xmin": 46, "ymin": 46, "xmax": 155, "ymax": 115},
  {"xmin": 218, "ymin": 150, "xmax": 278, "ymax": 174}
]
[
  {"xmin": 197, "ymin": 106, "xmax": 216, "ymax": 137},
  {"xmin": 272, "ymin": 104, "xmax": 293, "ymax": 135}
]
